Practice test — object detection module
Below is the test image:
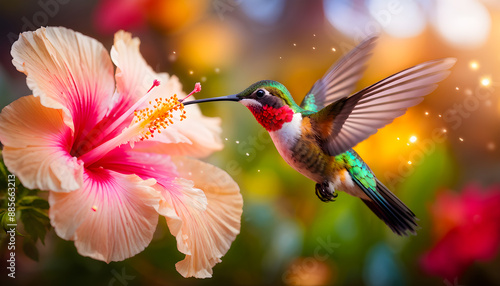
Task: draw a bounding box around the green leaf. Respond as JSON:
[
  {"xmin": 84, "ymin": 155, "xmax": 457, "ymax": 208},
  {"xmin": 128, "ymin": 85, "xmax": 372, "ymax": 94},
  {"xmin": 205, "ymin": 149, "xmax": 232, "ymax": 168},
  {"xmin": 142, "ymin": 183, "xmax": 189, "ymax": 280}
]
[
  {"xmin": 20, "ymin": 207, "xmax": 50, "ymax": 244},
  {"xmin": 19, "ymin": 196, "xmax": 50, "ymax": 209},
  {"xmin": 0, "ymin": 162, "xmax": 8, "ymax": 186},
  {"xmin": 22, "ymin": 237, "xmax": 39, "ymax": 261}
]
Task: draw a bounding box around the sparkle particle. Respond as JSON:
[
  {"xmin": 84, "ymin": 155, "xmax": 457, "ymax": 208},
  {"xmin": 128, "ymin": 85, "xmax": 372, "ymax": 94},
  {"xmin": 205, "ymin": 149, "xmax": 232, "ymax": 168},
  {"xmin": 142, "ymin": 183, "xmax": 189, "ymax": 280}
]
[
  {"xmin": 459, "ymin": 137, "xmax": 464, "ymax": 142},
  {"xmin": 487, "ymin": 142, "xmax": 496, "ymax": 151},
  {"xmin": 91, "ymin": 205, "xmax": 98, "ymax": 212},
  {"xmin": 469, "ymin": 61, "xmax": 479, "ymax": 70},
  {"xmin": 481, "ymin": 77, "xmax": 491, "ymax": 87}
]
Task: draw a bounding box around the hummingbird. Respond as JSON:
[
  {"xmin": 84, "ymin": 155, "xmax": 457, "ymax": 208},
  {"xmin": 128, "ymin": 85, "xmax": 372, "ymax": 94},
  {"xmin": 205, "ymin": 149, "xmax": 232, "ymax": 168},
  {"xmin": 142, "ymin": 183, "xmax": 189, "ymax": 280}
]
[{"xmin": 182, "ymin": 37, "xmax": 456, "ymax": 236}]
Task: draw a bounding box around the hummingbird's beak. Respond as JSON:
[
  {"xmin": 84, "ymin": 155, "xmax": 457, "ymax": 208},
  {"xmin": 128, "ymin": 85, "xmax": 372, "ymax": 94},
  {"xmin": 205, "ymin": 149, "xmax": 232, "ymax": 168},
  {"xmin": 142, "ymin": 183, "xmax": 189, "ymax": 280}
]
[{"xmin": 181, "ymin": 94, "xmax": 240, "ymax": 106}]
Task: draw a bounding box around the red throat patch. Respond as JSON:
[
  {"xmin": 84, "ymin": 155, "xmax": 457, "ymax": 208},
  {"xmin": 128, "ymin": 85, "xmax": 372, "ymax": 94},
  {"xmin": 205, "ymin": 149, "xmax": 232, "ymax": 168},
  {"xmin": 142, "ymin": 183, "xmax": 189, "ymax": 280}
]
[{"xmin": 247, "ymin": 105, "xmax": 294, "ymax": 131}]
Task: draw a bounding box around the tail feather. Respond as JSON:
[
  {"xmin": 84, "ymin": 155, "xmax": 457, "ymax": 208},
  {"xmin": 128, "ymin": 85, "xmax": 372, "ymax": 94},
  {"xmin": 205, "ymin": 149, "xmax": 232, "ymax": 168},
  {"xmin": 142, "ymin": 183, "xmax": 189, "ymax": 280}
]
[{"xmin": 354, "ymin": 178, "xmax": 418, "ymax": 236}]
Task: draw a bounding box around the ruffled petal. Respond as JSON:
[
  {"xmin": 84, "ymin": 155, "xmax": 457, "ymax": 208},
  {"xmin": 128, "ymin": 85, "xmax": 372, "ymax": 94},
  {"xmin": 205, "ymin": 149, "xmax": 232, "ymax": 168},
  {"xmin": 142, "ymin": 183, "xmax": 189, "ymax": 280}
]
[
  {"xmin": 49, "ymin": 169, "xmax": 160, "ymax": 263},
  {"xmin": 162, "ymin": 157, "xmax": 243, "ymax": 278},
  {"xmin": 0, "ymin": 96, "xmax": 82, "ymax": 192},
  {"xmin": 11, "ymin": 27, "xmax": 115, "ymax": 133},
  {"xmin": 110, "ymin": 30, "xmax": 160, "ymax": 114}
]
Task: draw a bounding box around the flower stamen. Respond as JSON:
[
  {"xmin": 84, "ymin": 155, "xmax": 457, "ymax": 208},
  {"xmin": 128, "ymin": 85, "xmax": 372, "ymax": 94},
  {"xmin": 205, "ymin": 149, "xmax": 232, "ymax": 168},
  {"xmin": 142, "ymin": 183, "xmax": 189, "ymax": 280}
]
[{"xmin": 133, "ymin": 94, "xmax": 187, "ymax": 141}]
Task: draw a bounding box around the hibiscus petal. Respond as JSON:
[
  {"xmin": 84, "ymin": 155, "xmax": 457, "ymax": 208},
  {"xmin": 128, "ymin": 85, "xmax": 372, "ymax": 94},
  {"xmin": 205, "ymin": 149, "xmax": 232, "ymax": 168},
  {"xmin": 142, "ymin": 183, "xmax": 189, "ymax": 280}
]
[
  {"xmin": 161, "ymin": 157, "xmax": 243, "ymax": 278},
  {"xmin": 11, "ymin": 27, "xmax": 114, "ymax": 133},
  {"xmin": 110, "ymin": 30, "xmax": 160, "ymax": 113},
  {"xmin": 49, "ymin": 169, "xmax": 160, "ymax": 263},
  {"xmin": 97, "ymin": 147, "xmax": 178, "ymax": 187},
  {"xmin": 0, "ymin": 96, "xmax": 83, "ymax": 192}
]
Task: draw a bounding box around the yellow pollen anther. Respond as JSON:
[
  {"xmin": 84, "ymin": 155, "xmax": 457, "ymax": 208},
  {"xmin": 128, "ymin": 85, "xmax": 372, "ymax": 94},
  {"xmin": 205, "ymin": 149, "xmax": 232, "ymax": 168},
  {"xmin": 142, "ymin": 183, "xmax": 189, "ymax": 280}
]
[{"xmin": 134, "ymin": 94, "xmax": 186, "ymax": 141}]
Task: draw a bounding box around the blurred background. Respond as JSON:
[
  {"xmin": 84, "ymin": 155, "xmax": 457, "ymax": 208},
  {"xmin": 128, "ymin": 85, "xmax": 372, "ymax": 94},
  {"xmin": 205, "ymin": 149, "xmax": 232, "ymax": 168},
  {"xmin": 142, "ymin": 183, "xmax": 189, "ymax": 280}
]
[{"xmin": 1, "ymin": 0, "xmax": 500, "ymax": 285}]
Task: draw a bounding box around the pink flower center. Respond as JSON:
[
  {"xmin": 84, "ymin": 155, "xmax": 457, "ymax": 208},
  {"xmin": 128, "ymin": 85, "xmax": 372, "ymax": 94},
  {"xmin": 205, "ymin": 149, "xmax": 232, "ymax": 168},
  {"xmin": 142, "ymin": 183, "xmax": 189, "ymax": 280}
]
[{"xmin": 79, "ymin": 81, "xmax": 201, "ymax": 166}]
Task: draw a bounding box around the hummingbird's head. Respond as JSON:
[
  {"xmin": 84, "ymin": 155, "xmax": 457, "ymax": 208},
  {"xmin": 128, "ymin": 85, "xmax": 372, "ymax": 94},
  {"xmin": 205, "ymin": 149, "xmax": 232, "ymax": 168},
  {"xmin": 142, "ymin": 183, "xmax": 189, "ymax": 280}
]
[
  {"xmin": 234, "ymin": 80, "xmax": 298, "ymax": 110},
  {"xmin": 182, "ymin": 80, "xmax": 299, "ymax": 131}
]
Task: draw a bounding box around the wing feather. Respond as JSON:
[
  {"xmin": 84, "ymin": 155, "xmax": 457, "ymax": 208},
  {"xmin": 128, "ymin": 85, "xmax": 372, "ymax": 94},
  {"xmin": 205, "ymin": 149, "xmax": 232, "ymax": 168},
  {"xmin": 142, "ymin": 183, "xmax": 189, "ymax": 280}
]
[
  {"xmin": 300, "ymin": 36, "xmax": 378, "ymax": 111},
  {"xmin": 320, "ymin": 57, "xmax": 456, "ymax": 156}
]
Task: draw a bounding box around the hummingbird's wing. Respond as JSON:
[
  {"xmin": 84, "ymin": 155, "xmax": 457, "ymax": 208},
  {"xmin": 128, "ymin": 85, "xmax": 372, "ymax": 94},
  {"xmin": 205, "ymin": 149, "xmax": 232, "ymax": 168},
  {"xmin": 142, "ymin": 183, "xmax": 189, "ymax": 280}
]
[
  {"xmin": 300, "ymin": 36, "xmax": 378, "ymax": 112},
  {"xmin": 310, "ymin": 58, "xmax": 457, "ymax": 156}
]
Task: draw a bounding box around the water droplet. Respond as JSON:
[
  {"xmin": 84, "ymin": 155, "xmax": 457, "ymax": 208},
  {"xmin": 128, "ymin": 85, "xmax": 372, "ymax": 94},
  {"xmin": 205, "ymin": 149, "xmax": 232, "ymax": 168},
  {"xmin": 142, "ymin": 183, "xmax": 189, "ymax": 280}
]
[
  {"xmin": 408, "ymin": 161, "xmax": 412, "ymax": 165},
  {"xmin": 257, "ymin": 169, "xmax": 261, "ymax": 172},
  {"xmin": 225, "ymin": 138, "xmax": 228, "ymax": 141},
  {"xmin": 235, "ymin": 140, "xmax": 240, "ymax": 144},
  {"xmin": 245, "ymin": 153, "xmax": 250, "ymax": 156},
  {"xmin": 459, "ymin": 137, "xmax": 464, "ymax": 142},
  {"xmin": 331, "ymin": 47, "xmax": 336, "ymax": 52}
]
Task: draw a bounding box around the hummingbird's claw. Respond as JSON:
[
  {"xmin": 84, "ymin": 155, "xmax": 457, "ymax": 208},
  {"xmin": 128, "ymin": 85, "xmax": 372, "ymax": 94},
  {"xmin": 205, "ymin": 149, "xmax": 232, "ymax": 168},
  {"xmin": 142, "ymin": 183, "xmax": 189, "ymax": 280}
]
[{"xmin": 315, "ymin": 181, "xmax": 338, "ymax": 202}]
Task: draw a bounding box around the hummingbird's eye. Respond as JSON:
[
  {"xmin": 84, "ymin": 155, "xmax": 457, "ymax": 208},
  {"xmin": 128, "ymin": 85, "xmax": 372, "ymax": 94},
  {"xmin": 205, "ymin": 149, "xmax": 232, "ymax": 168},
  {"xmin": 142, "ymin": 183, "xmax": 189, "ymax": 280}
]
[{"xmin": 256, "ymin": 89, "xmax": 265, "ymax": 97}]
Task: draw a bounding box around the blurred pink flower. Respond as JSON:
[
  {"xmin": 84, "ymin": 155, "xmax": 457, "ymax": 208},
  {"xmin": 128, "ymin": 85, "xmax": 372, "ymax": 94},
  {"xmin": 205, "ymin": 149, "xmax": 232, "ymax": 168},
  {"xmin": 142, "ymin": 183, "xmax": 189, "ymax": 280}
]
[
  {"xmin": 420, "ymin": 184, "xmax": 500, "ymax": 279},
  {"xmin": 94, "ymin": 0, "xmax": 146, "ymax": 34},
  {"xmin": 0, "ymin": 27, "xmax": 242, "ymax": 278}
]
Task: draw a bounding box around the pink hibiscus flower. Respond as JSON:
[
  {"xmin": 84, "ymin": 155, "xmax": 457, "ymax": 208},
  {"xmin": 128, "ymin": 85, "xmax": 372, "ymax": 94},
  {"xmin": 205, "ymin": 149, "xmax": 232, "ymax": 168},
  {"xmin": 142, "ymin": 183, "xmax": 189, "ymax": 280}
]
[
  {"xmin": 0, "ymin": 27, "xmax": 243, "ymax": 278},
  {"xmin": 420, "ymin": 184, "xmax": 500, "ymax": 279}
]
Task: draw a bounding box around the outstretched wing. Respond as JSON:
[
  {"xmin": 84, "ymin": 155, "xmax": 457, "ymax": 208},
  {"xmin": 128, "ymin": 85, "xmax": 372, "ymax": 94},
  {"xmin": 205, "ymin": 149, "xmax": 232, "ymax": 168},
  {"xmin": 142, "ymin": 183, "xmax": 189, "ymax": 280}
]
[
  {"xmin": 300, "ymin": 36, "xmax": 378, "ymax": 112},
  {"xmin": 310, "ymin": 58, "xmax": 456, "ymax": 156}
]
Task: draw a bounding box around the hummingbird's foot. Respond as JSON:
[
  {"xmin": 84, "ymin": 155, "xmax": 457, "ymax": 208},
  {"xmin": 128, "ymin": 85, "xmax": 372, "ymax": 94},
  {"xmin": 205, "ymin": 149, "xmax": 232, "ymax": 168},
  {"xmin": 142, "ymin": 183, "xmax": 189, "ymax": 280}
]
[{"xmin": 315, "ymin": 181, "xmax": 338, "ymax": 202}]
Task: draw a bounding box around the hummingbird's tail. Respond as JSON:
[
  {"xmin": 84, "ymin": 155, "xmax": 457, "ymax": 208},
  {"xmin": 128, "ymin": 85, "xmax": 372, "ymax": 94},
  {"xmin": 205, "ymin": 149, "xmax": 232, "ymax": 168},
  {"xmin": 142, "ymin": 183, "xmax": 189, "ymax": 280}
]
[{"xmin": 357, "ymin": 178, "xmax": 418, "ymax": 236}]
